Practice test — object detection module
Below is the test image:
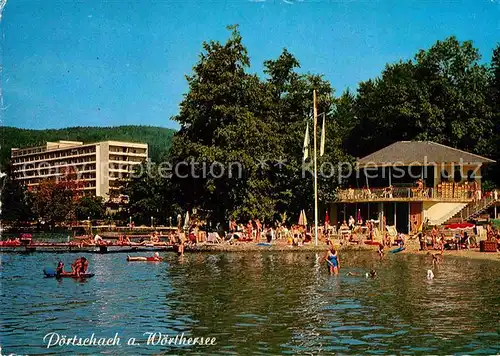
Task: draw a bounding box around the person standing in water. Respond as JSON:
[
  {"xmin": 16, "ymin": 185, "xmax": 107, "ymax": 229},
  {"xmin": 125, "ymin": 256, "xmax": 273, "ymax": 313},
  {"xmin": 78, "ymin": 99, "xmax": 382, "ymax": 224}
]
[
  {"xmin": 56, "ymin": 261, "xmax": 65, "ymax": 277},
  {"xmin": 325, "ymin": 248, "xmax": 340, "ymax": 275}
]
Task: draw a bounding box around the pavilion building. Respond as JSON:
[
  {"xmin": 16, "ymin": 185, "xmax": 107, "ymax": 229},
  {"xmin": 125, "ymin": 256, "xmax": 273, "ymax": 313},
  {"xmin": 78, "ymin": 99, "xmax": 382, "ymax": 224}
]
[{"xmin": 332, "ymin": 141, "xmax": 497, "ymax": 233}]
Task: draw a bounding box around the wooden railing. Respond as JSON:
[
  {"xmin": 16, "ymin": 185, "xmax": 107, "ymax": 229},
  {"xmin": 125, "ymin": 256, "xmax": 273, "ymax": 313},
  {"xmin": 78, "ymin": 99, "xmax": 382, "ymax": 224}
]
[
  {"xmin": 337, "ymin": 187, "xmax": 474, "ymax": 201},
  {"xmin": 455, "ymin": 193, "xmax": 498, "ymax": 222}
]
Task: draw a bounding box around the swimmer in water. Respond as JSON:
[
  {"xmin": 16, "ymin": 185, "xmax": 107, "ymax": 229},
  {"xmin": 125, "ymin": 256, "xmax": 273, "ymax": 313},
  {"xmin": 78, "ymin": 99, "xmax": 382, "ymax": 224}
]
[
  {"xmin": 377, "ymin": 244, "xmax": 384, "ymax": 258},
  {"xmin": 325, "ymin": 248, "xmax": 340, "ymax": 275},
  {"xmin": 346, "ymin": 269, "xmax": 377, "ymax": 278}
]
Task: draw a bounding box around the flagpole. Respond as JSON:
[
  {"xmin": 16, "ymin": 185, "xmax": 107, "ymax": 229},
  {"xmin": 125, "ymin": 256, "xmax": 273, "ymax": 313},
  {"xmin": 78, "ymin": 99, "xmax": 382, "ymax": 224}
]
[{"xmin": 313, "ymin": 90, "xmax": 319, "ymax": 246}]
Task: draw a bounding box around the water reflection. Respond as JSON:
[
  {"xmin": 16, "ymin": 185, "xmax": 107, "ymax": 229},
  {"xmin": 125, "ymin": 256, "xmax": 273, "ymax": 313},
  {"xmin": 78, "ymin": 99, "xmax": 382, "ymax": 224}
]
[{"xmin": 1, "ymin": 250, "xmax": 500, "ymax": 355}]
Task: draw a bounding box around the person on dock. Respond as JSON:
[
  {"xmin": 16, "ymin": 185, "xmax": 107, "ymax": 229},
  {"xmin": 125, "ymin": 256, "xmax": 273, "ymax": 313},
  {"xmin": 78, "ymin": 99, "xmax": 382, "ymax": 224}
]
[
  {"xmin": 94, "ymin": 234, "xmax": 104, "ymax": 245},
  {"xmin": 150, "ymin": 232, "xmax": 160, "ymax": 243},
  {"xmin": 325, "ymin": 248, "xmax": 340, "ymax": 275}
]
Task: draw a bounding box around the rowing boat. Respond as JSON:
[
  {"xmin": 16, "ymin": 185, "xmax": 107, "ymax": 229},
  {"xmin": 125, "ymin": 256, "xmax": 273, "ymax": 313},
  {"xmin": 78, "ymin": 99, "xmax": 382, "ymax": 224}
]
[{"xmin": 43, "ymin": 269, "xmax": 94, "ymax": 278}]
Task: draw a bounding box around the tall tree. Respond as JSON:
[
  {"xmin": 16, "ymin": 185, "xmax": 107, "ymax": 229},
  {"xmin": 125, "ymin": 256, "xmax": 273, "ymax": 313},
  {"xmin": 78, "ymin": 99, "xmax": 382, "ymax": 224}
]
[
  {"xmin": 169, "ymin": 25, "xmax": 282, "ymax": 223},
  {"xmin": 0, "ymin": 164, "xmax": 34, "ymax": 223},
  {"xmin": 344, "ymin": 37, "xmax": 494, "ymax": 162},
  {"xmin": 74, "ymin": 196, "xmax": 105, "ymax": 221},
  {"xmin": 121, "ymin": 162, "xmax": 179, "ymax": 225}
]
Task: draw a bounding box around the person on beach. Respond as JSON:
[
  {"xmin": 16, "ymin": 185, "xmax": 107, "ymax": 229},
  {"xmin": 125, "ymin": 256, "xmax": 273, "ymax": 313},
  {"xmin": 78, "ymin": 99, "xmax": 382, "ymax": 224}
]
[
  {"xmin": 418, "ymin": 232, "xmax": 426, "ymax": 251},
  {"xmin": 246, "ymin": 220, "xmax": 254, "ymax": 240},
  {"xmin": 325, "ymin": 248, "xmax": 340, "ymax": 275},
  {"xmin": 431, "ymin": 226, "xmax": 438, "ymax": 248},
  {"xmin": 255, "ymin": 219, "xmax": 262, "ymax": 242},
  {"xmin": 348, "ymin": 216, "xmax": 355, "ymax": 230},
  {"xmin": 229, "ymin": 218, "xmax": 237, "ymax": 232},
  {"xmin": 265, "ymin": 228, "xmax": 273, "ymax": 243}
]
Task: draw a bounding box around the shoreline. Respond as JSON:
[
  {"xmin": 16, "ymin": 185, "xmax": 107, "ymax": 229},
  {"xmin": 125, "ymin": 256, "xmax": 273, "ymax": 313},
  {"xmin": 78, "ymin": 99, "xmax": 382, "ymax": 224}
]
[
  {"xmin": 1, "ymin": 239, "xmax": 499, "ymax": 263},
  {"xmin": 189, "ymin": 241, "xmax": 500, "ymax": 262}
]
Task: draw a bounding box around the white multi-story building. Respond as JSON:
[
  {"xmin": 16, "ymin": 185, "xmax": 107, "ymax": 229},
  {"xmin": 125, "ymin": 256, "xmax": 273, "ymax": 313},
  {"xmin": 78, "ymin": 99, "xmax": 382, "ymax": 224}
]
[{"xmin": 11, "ymin": 140, "xmax": 148, "ymax": 201}]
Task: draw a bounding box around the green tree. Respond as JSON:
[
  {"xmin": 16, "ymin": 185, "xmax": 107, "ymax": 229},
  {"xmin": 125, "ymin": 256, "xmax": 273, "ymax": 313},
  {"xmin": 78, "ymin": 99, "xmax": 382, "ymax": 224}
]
[
  {"xmin": 263, "ymin": 50, "xmax": 352, "ymax": 221},
  {"xmin": 344, "ymin": 36, "xmax": 494, "ymax": 165},
  {"xmin": 169, "ymin": 25, "xmax": 283, "ymax": 224},
  {"xmin": 0, "ymin": 164, "xmax": 34, "ymax": 223},
  {"xmin": 169, "ymin": 27, "xmax": 350, "ymax": 225},
  {"xmin": 121, "ymin": 162, "xmax": 179, "ymax": 225},
  {"xmin": 74, "ymin": 196, "xmax": 105, "ymax": 220},
  {"xmin": 31, "ymin": 179, "xmax": 76, "ymax": 224}
]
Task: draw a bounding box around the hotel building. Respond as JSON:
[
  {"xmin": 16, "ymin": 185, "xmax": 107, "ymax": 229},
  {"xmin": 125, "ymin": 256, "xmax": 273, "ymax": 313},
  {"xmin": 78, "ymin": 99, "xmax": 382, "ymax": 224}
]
[{"xmin": 11, "ymin": 140, "xmax": 148, "ymax": 201}]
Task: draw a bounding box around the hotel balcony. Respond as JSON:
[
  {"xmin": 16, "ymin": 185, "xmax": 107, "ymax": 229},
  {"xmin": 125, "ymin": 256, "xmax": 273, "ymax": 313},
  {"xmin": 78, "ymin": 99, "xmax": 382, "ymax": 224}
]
[{"xmin": 337, "ymin": 186, "xmax": 475, "ymax": 203}]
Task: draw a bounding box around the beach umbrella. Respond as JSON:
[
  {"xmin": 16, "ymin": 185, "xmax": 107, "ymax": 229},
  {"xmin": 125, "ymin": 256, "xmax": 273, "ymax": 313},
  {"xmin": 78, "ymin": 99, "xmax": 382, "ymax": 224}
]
[
  {"xmin": 325, "ymin": 211, "xmax": 330, "ymax": 226},
  {"xmin": 298, "ymin": 211, "xmax": 304, "ymax": 226},
  {"xmin": 302, "ymin": 210, "xmax": 308, "ymax": 226},
  {"xmin": 183, "ymin": 211, "xmax": 190, "ymax": 229}
]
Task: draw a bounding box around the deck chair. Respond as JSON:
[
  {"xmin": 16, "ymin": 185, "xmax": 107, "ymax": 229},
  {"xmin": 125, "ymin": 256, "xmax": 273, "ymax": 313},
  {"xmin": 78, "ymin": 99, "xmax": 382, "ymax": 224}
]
[
  {"xmin": 386, "ymin": 225, "xmax": 398, "ymax": 245},
  {"xmin": 207, "ymin": 232, "xmax": 222, "ymax": 244}
]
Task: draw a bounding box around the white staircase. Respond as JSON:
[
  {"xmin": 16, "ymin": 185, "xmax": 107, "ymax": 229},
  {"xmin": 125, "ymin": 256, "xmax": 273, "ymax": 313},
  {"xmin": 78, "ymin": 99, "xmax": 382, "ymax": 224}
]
[
  {"xmin": 426, "ymin": 203, "xmax": 468, "ymax": 226},
  {"xmin": 444, "ymin": 194, "xmax": 499, "ymax": 224}
]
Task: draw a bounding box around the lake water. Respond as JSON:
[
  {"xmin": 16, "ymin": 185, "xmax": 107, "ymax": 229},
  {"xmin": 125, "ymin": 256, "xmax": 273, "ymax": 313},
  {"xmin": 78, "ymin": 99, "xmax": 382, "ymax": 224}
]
[{"xmin": 1, "ymin": 248, "xmax": 500, "ymax": 355}]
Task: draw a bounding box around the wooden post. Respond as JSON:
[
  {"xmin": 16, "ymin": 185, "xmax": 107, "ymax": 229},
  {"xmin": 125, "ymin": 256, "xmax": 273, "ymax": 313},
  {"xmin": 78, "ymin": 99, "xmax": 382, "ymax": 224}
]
[{"xmin": 313, "ymin": 90, "xmax": 319, "ymax": 246}]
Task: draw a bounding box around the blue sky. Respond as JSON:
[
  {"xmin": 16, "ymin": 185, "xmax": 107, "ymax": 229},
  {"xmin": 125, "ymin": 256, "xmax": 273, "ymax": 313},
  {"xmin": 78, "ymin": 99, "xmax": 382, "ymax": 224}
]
[{"xmin": 1, "ymin": 0, "xmax": 499, "ymax": 130}]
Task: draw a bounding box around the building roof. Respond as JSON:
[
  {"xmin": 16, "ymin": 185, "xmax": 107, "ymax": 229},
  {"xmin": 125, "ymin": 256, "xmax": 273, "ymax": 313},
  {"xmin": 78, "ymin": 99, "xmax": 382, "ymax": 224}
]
[{"xmin": 357, "ymin": 141, "xmax": 495, "ymax": 166}]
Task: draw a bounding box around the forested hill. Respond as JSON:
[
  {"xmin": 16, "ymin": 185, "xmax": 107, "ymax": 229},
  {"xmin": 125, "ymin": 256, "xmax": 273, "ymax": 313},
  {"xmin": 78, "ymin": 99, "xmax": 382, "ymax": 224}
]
[{"xmin": 0, "ymin": 125, "xmax": 176, "ymax": 167}]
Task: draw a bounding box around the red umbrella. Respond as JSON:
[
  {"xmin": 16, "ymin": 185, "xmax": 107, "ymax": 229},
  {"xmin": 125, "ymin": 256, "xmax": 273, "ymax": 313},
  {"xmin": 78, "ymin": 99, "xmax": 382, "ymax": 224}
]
[
  {"xmin": 357, "ymin": 209, "xmax": 362, "ymax": 223},
  {"xmin": 445, "ymin": 222, "xmax": 475, "ymax": 229},
  {"xmin": 325, "ymin": 211, "xmax": 330, "ymax": 226}
]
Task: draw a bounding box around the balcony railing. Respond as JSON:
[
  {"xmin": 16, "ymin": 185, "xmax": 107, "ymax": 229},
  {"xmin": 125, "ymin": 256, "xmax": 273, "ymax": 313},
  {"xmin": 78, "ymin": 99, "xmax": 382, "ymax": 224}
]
[{"xmin": 337, "ymin": 187, "xmax": 475, "ymax": 202}]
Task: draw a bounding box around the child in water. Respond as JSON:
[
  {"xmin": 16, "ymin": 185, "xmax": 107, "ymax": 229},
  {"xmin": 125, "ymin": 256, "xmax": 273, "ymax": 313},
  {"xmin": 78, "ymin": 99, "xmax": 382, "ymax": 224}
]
[
  {"xmin": 325, "ymin": 248, "xmax": 340, "ymax": 275},
  {"xmin": 56, "ymin": 261, "xmax": 65, "ymax": 277}
]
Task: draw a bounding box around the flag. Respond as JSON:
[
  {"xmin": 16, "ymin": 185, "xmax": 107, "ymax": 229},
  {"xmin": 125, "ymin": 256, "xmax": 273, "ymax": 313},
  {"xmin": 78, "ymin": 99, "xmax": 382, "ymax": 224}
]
[
  {"xmin": 303, "ymin": 122, "xmax": 310, "ymax": 162},
  {"xmin": 320, "ymin": 113, "xmax": 326, "ymax": 156}
]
